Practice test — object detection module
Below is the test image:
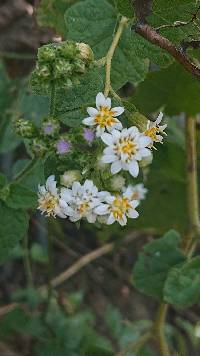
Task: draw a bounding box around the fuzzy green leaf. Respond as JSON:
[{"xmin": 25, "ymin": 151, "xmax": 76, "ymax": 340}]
[
  {"xmin": 133, "ymin": 230, "xmax": 186, "ymax": 301},
  {"xmin": 6, "ymin": 183, "xmax": 37, "ymax": 209},
  {"xmin": 133, "ymin": 63, "xmax": 200, "ymax": 115},
  {"xmin": 164, "ymin": 256, "xmax": 200, "ymax": 308}
]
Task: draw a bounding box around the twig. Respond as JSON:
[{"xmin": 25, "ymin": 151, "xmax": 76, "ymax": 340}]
[
  {"xmin": 104, "ymin": 16, "xmax": 128, "ymax": 96},
  {"xmin": 156, "ymin": 5, "xmax": 200, "ymax": 31},
  {"xmin": 134, "ymin": 23, "xmax": 200, "ymax": 81},
  {"xmin": 153, "ymin": 304, "xmax": 170, "ymax": 356}
]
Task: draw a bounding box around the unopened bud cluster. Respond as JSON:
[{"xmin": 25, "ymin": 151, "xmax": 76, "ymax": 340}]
[{"xmin": 30, "ymin": 41, "xmax": 94, "ymax": 94}]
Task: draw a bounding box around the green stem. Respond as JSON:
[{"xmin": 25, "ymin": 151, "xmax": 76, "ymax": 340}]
[
  {"xmin": 154, "ymin": 304, "xmax": 170, "ymax": 356},
  {"xmin": 104, "ymin": 16, "xmax": 128, "ymax": 97},
  {"xmin": 23, "ymin": 234, "xmax": 33, "ymax": 288}
]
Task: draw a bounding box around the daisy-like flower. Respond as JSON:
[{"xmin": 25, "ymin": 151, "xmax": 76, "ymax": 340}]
[
  {"xmin": 38, "ymin": 175, "xmax": 73, "ymax": 218},
  {"xmin": 144, "ymin": 112, "xmax": 167, "ymax": 148},
  {"xmin": 101, "ymin": 127, "xmax": 151, "ymax": 178},
  {"xmin": 124, "ymin": 183, "xmax": 148, "ymax": 202},
  {"xmin": 82, "ymin": 92, "xmax": 124, "ymax": 137},
  {"xmin": 94, "ymin": 187, "xmax": 139, "ymax": 226},
  {"xmin": 61, "ymin": 180, "xmax": 106, "ymax": 223}
]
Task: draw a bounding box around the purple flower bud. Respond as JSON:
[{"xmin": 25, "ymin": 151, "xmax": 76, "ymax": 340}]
[
  {"xmin": 56, "ymin": 139, "xmax": 71, "ymax": 155},
  {"xmin": 83, "ymin": 128, "xmax": 94, "ymax": 143},
  {"xmin": 43, "ymin": 123, "xmax": 54, "ymax": 135}
]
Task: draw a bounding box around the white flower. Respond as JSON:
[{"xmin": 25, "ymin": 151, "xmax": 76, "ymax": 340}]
[
  {"xmin": 101, "ymin": 127, "xmax": 151, "ymax": 178},
  {"xmin": 139, "ymin": 153, "xmax": 153, "ymax": 168},
  {"xmin": 82, "ymin": 92, "xmax": 124, "ymax": 137},
  {"xmin": 110, "ymin": 175, "xmax": 125, "ymax": 191},
  {"xmin": 60, "ymin": 170, "xmax": 81, "ymax": 187},
  {"xmin": 38, "ymin": 175, "xmax": 73, "ymax": 218},
  {"xmin": 61, "ymin": 180, "xmax": 105, "ymax": 223},
  {"xmin": 144, "ymin": 112, "xmax": 167, "ymax": 148},
  {"xmin": 94, "ymin": 187, "xmax": 139, "ymax": 226},
  {"xmin": 124, "ymin": 184, "xmax": 148, "ymax": 202}
]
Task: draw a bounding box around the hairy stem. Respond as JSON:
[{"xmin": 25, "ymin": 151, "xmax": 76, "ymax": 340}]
[
  {"xmin": 154, "ymin": 304, "xmax": 170, "ymax": 356},
  {"xmin": 104, "ymin": 16, "xmax": 128, "ymax": 96}
]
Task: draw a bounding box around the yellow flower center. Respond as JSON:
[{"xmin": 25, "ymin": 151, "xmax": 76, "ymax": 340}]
[
  {"xmin": 115, "ymin": 137, "xmax": 137, "ymax": 161},
  {"xmin": 79, "ymin": 202, "xmax": 90, "ymax": 215},
  {"xmin": 111, "ymin": 197, "xmax": 131, "ymax": 219},
  {"xmin": 144, "ymin": 127, "xmax": 159, "ymax": 142},
  {"xmin": 95, "ymin": 106, "xmax": 117, "ymax": 128},
  {"xmin": 39, "ymin": 193, "xmax": 58, "ymax": 216}
]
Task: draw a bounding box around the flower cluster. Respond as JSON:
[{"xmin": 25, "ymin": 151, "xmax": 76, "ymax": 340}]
[
  {"xmin": 38, "ymin": 175, "xmax": 140, "ymax": 226},
  {"xmin": 37, "ymin": 92, "xmax": 167, "ymax": 226}
]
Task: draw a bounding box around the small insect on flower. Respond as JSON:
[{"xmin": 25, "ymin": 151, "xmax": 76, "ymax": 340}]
[
  {"xmin": 144, "ymin": 112, "xmax": 167, "ymax": 148},
  {"xmin": 38, "ymin": 175, "xmax": 73, "ymax": 218},
  {"xmin": 94, "ymin": 187, "xmax": 139, "ymax": 226},
  {"xmin": 101, "ymin": 127, "xmax": 151, "ymax": 178},
  {"xmin": 124, "ymin": 184, "xmax": 148, "ymax": 202},
  {"xmin": 61, "ymin": 180, "xmax": 106, "ymax": 223},
  {"xmin": 82, "ymin": 92, "xmax": 124, "ymax": 137}
]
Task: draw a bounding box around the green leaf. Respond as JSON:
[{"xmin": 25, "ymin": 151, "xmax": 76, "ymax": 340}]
[
  {"xmin": 114, "ymin": 0, "xmax": 134, "ymax": 17},
  {"xmin": 15, "ymin": 159, "xmax": 45, "ymax": 192},
  {"xmin": 65, "ymin": 0, "xmax": 149, "ymax": 89},
  {"xmin": 85, "ymin": 346, "xmax": 114, "ymax": 356},
  {"xmin": 30, "ymin": 243, "xmax": 48, "ymax": 264},
  {"xmin": 149, "ymin": 1, "xmax": 200, "ymax": 44},
  {"xmin": 0, "ymin": 202, "xmax": 29, "ymax": 263},
  {"xmin": 6, "ymin": 183, "xmax": 37, "ymax": 209},
  {"xmin": 0, "ymin": 173, "xmax": 7, "ymax": 188},
  {"xmin": 0, "ymin": 119, "xmax": 20, "ymax": 154},
  {"xmin": 133, "ymin": 63, "xmax": 200, "ymax": 115},
  {"xmin": 164, "ymin": 256, "xmax": 200, "ymax": 308},
  {"xmin": 133, "ymin": 230, "xmax": 186, "ymax": 301},
  {"xmin": 55, "ymin": 67, "xmax": 104, "ymax": 126},
  {"xmin": 36, "ymin": 0, "xmax": 78, "ymax": 36}
]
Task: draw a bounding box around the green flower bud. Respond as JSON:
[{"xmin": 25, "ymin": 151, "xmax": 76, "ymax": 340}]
[
  {"xmin": 38, "ymin": 44, "xmax": 56, "ymax": 62},
  {"xmin": 36, "ymin": 63, "xmax": 51, "ymax": 78},
  {"xmin": 31, "ymin": 138, "xmax": 48, "ymax": 157},
  {"xmin": 41, "ymin": 117, "xmax": 60, "ymax": 137},
  {"xmin": 54, "ymin": 59, "xmax": 74, "ymax": 78},
  {"xmin": 14, "ymin": 119, "xmax": 36, "ymax": 138},
  {"xmin": 76, "ymin": 42, "xmax": 94, "ymax": 62},
  {"xmin": 74, "ymin": 59, "xmax": 86, "ymax": 74},
  {"xmin": 56, "ymin": 41, "xmax": 78, "ymax": 60},
  {"xmin": 60, "ymin": 170, "xmax": 81, "ymax": 187}
]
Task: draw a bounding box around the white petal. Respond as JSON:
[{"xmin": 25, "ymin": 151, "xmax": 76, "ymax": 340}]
[
  {"xmin": 102, "ymin": 154, "xmax": 116, "ymax": 163},
  {"xmin": 105, "ymin": 195, "xmax": 115, "ymax": 204},
  {"xmin": 82, "ymin": 117, "xmax": 95, "ymax": 126},
  {"xmin": 94, "ymin": 204, "xmax": 109, "ymax": 215},
  {"xmin": 111, "ymin": 106, "xmax": 124, "ymax": 117},
  {"xmin": 127, "ymin": 208, "xmax": 139, "ymax": 219},
  {"xmin": 72, "ymin": 181, "xmax": 81, "ymax": 195},
  {"xmin": 128, "ymin": 161, "xmax": 139, "ymax": 177},
  {"xmin": 107, "ymin": 213, "xmax": 115, "ymax": 225},
  {"xmin": 140, "ymin": 148, "xmax": 151, "ymax": 157},
  {"xmin": 86, "ymin": 213, "xmax": 97, "ymax": 223},
  {"xmin": 104, "ymin": 146, "xmax": 114, "ymax": 155},
  {"xmin": 54, "ymin": 206, "xmax": 66, "ymax": 219},
  {"xmin": 87, "ymin": 107, "xmax": 98, "ymax": 117},
  {"xmin": 84, "ymin": 179, "xmax": 94, "ymax": 191},
  {"xmin": 96, "ymin": 92, "xmax": 106, "ymax": 108},
  {"xmin": 112, "ymin": 129, "xmax": 121, "ymax": 141},
  {"xmin": 118, "ymin": 214, "xmax": 127, "ymax": 226},
  {"xmin": 138, "ymin": 135, "xmax": 152, "ymax": 148},
  {"xmin": 101, "ymin": 132, "xmax": 113, "ymax": 145},
  {"xmin": 104, "ymin": 97, "xmax": 111, "ymax": 109},
  {"xmin": 60, "ymin": 188, "xmax": 72, "ymax": 202},
  {"xmin": 96, "ymin": 125, "xmax": 105, "ymax": 137},
  {"xmin": 111, "ymin": 160, "xmax": 122, "ymax": 174},
  {"xmin": 155, "ymin": 112, "xmax": 163, "ymax": 125}
]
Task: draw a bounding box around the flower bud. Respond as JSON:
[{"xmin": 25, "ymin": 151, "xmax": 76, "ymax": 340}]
[
  {"xmin": 14, "ymin": 119, "xmax": 36, "ymax": 138},
  {"xmin": 74, "ymin": 59, "xmax": 86, "ymax": 74},
  {"xmin": 38, "ymin": 44, "xmax": 56, "ymax": 62},
  {"xmin": 83, "ymin": 128, "xmax": 94, "ymax": 144},
  {"xmin": 54, "ymin": 59, "xmax": 74, "ymax": 78},
  {"xmin": 60, "ymin": 170, "xmax": 81, "ymax": 187},
  {"xmin": 76, "ymin": 42, "xmax": 94, "ymax": 62},
  {"xmin": 56, "ymin": 41, "xmax": 78, "ymax": 60},
  {"xmin": 32, "ymin": 138, "xmax": 48, "ymax": 157},
  {"xmin": 110, "ymin": 175, "xmax": 125, "ymax": 191},
  {"xmin": 55, "ymin": 136, "xmax": 71, "ymax": 155},
  {"xmin": 36, "ymin": 63, "xmax": 51, "ymax": 78},
  {"xmin": 41, "ymin": 117, "xmax": 60, "ymax": 137}
]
